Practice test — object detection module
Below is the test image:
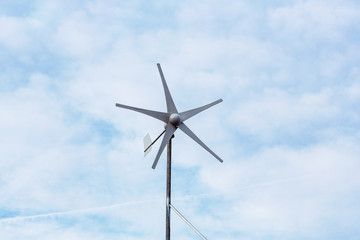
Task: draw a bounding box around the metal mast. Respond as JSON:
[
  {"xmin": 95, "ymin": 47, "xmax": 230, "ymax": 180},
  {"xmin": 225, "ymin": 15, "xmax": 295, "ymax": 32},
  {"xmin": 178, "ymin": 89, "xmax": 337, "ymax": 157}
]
[{"xmin": 166, "ymin": 136, "xmax": 173, "ymax": 240}]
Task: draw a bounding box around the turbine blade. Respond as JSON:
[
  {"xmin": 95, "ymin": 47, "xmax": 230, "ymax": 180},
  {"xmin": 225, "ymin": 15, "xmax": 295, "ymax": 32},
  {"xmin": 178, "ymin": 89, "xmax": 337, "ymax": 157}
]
[
  {"xmin": 157, "ymin": 63, "xmax": 178, "ymax": 113},
  {"xmin": 180, "ymin": 99, "xmax": 223, "ymax": 121},
  {"xmin": 152, "ymin": 123, "xmax": 177, "ymax": 169},
  {"xmin": 178, "ymin": 123, "xmax": 223, "ymax": 163},
  {"xmin": 116, "ymin": 103, "xmax": 169, "ymax": 123}
]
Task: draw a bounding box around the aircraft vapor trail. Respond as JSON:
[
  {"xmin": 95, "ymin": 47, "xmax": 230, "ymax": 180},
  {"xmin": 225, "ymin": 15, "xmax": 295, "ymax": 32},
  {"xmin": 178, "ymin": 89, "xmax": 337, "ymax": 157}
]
[
  {"xmin": 1, "ymin": 175, "xmax": 307, "ymax": 224},
  {"xmin": 0, "ymin": 198, "xmax": 161, "ymax": 224}
]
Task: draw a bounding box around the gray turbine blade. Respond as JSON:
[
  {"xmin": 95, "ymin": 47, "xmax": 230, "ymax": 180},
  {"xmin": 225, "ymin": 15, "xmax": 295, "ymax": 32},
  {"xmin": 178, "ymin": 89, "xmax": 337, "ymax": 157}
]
[
  {"xmin": 116, "ymin": 103, "xmax": 169, "ymax": 123},
  {"xmin": 157, "ymin": 63, "xmax": 178, "ymax": 113},
  {"xmin": 178, "ymin": 123, "xmax": 223, "ymax": 163},
  {"xmin": 152, "ymin": 123, "xmax": 177, "ymax": 169},
  {"xmin": 180, "ymin": 99, "xmax": 223, "ymax": 122}
]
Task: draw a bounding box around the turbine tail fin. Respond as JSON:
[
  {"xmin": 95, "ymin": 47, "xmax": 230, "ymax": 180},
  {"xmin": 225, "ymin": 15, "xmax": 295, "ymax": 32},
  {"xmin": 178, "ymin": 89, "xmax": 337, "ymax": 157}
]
[{"xmin": 143, "ymin": 133, "xmax": 152, "ymax": 156}]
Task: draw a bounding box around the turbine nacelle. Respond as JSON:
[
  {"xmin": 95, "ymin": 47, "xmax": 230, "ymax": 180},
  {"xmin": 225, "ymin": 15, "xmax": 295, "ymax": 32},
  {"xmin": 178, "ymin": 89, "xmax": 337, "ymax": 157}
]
[{"xmin": 169, "ymin": 113, "xmax": 182, "ymax": 127}]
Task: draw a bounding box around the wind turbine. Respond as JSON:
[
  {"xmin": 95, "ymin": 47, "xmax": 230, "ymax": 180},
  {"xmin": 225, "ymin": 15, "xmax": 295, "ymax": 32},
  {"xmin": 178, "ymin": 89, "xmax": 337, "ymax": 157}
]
[{"xmin": 115, "ymin": 63, "xmax": 223, "ymax": 240}]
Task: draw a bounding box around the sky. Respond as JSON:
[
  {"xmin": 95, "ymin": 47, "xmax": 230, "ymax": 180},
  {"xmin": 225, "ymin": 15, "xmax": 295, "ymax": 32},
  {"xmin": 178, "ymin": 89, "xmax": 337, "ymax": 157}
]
[{"xmin": 0, "ymin": 0, "xmax": 360, "ymax": 239}]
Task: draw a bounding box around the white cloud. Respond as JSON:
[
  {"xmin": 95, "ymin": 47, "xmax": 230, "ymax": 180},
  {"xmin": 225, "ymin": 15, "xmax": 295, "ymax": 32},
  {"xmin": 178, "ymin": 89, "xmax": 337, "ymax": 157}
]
[
  {"xmin": 228, "ymin": 87, "xmax": 341, "ymax": 142},
  {"xmin": 1, "ymin": 0, "xmax": 360, "ymax": 239},
  {"xmin": 268, "ymin": 0, "xmax": 360, "ymax": 41},
  {"xmin": 0, "ymin": 16, "xmax": 29, "ymax": 50},
  {"xmin": 200, "ymin": 137, "xmax": 360, "ymax": 238}
]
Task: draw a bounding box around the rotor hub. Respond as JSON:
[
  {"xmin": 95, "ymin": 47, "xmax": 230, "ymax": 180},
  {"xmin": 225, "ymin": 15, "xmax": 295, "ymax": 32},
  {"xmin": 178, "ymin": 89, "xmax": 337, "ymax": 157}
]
[{"xmin": 169, "ymin": 113, "xmax": 182, "ymax": 127}]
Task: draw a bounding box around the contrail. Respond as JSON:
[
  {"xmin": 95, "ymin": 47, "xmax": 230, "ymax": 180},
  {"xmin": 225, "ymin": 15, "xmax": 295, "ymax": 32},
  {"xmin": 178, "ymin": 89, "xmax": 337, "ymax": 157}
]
[
  {"xmin": 0, "ymin": 198, "xmax": 160, "ymax": 224},
  {"xmin": 176, "ymin": 175, "xmax": 309, "ymax": 198},
  {"xmin": 1, "ymin": 175, "xmax": 307, "ymax": 224}
]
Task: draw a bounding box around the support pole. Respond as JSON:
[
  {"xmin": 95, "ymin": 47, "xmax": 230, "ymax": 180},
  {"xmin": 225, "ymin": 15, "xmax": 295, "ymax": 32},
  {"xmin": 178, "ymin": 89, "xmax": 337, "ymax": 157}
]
[
  {"xmin": 169, "ymin": 204, "xmax": 207, "ymax": 240},
  {"xmin": 166, "ymin": 135, "xmax": 174, "ymax": 240}
]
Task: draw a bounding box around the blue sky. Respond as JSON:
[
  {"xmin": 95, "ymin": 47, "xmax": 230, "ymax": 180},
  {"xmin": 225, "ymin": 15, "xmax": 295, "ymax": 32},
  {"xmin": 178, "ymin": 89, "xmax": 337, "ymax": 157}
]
[{"xmin": 1, "ymin": 0, "xmax": 360, "ymax": 239}]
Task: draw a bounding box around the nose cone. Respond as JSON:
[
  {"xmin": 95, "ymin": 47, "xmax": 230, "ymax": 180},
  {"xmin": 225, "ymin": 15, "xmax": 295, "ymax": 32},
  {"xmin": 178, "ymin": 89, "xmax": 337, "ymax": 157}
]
[{"xmin": 169, "ymin": 113, "xmax": 182, "ymax": 127}]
